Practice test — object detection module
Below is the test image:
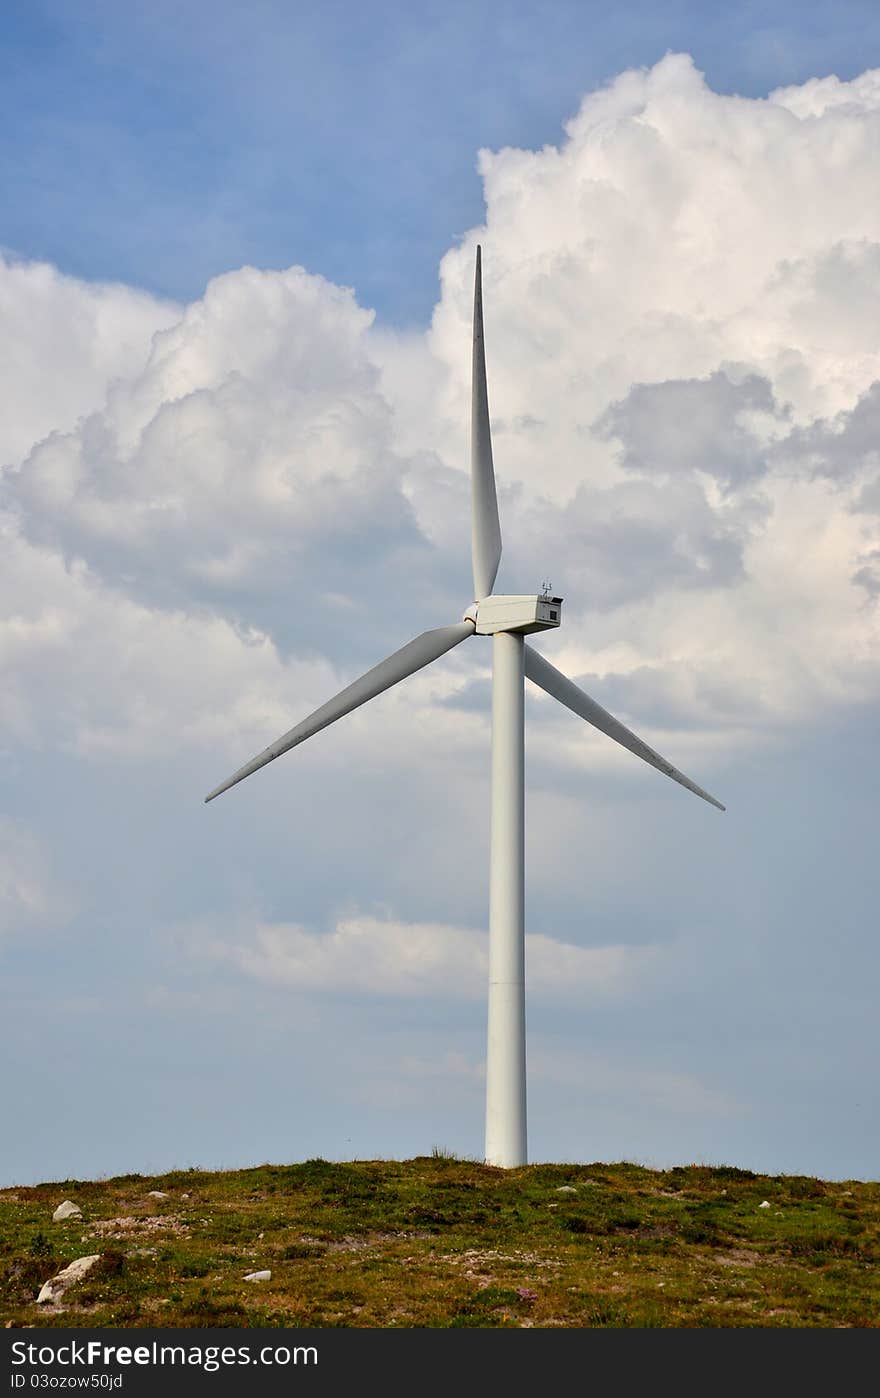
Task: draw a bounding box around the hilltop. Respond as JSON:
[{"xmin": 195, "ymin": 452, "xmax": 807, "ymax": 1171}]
[{"xmin": 2, "ymin": 1157, "xmax": 878, "ymax": 1327}]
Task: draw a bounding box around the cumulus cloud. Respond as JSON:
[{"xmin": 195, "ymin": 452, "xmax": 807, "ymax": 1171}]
[
  {"xmin": 769, "ymin": 67, "xmax": 880, "ymax": 118},
  {"xmin": 431, "ymin": 53, "xmax": 880, "ymax": 440},
  {"xmin": 2, "ymin": 51, "xmax": 880, "ymax": 782},
  {"xmin": 422, "ymin": 54, "xmax": 880, "ymax": 727},
  {"xmin": 772, "ymin": 380, "xmax": 880, "ymax": 485},
  {"xmin": 192, "ymin": 911, "xmax": 653, "ymax": 1003},
  {"xmin": 2, "ymin": 265, "xmax": 437, "ymax": 668},
  {"xmin": 0, "ymin": 253, "xmax": 178, "ymax": 469},
  {"xmin": 596, "ymin": 370, "xmax": 783, "ymax": 491},
  {"xmin": 0, "ymin": 513, "xmax": 342, "ymax": 760}
]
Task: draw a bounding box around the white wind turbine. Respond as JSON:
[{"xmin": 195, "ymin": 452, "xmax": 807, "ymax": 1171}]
[{"xmin": 205, "ymin": 246, "xmax": 725, "ymax": 1168}]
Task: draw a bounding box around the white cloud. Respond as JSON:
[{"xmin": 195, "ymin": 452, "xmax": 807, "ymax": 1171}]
[
  {"xmin": 2, "ymin": 264, "xmax": 422, "ymax": 641},
  {"xmin": 430, "ymin": 53, "xmax": 880, "ymax": 445},
  {"xmin": 0, "ymin": 817, "xmax": 70, "ymax": 942},
  {"xmin": 769, "ymin": 68, "xmax": 880, "ymax": 118},
  {"xmin": 0, "ymin": 253, "xmax": 178, "ymax": 470},
  {"xmin": 0, "ymin": 513, "xmax": 343, "ymax": 759},
  {"xmin": 420, "ymin": 54, "xmax": 880, "ymax": 727},
  {"xmin": 192, "ymin": 911, "xmax": 654, "ymax": 1003},
  {"xmin": 2, "ymin": 52, "xmax": 880, "ymax": 792}
]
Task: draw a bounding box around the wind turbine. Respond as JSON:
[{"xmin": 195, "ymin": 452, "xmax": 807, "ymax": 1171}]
[{"xmin": 205, "ymin": 246, "xmax": 724, "ymax": 1168}]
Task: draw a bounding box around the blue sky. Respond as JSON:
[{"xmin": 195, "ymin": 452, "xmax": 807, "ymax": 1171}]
[
  {"xmin": 2, "ymin": 3, "xmax": 880, "ymax": 1188},
  {"xmin": 3, "ymin": 1, "xmax": 880, "ymax": 321}
]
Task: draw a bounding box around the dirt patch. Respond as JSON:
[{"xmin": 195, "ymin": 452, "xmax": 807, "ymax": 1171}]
[
  {"xmin": 321, "ymin": 1231, "xmax": 425, "ymax": 1254},
  {"xmin": 86, "ymin": 1216, "xmax": 189, "ymax": 1239},
  {"xmin": 713, "ymin": 1248, "xmax": 761, "ymax": 1268},
  {"xmin": 440, "ymin": 1247, "xmax": 562, "ymax": 1271},
  {"xmin": 635, "ymin": 1224, "xmax": 679, "ymax": 1240}
]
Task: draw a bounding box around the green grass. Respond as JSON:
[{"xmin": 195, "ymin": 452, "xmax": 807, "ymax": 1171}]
[{"xmin": 2, "ymin": 1159, "xmax": 878, "ymax": 1328}]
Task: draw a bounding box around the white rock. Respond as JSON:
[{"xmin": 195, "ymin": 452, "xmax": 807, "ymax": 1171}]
[
  {"xmin": 759, "ymin": 1200, "xmax": 771, "ymax": 1209},
  {"xmin": 243, "ymin": 1270, "xmax": 271, "ymax": 1283},
  {"xmin": 555, "ymin": 1186, "xmax": 578, "ymax": 1195},
  {"xmin": 52, "ymin": 1200, "xmax": 82, "ymax": 1222},
  {"xmin": 37, "ymin": 1254, "xmax": 101, "ymax": 1304},
  {"xmin": 147, "ymin": 1190, "xmax": 168, "ymax": 1199}
]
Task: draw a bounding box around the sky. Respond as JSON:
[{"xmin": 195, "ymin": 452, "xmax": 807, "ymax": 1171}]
[{"xmin": 1, "ymin": 2, "xmax": 879, "ymax": 1187}]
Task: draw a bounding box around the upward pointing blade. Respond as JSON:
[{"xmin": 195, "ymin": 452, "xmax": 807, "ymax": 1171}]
[
  {"xmin": 205, "ymin": 620, "xmax": 475, "ymax": 803},
  {"xmin": 524, "ymin": 645, "xmax": 725, "ymax": 811},
  {"xmin": 471, "ymin": 245, "xmax": 502, "ymax": 600}
]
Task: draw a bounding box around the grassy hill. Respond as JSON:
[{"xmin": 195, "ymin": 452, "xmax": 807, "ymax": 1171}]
[{"xmin": 2, "ymin": 1156, "xmax": 878, "ymax": 1328}]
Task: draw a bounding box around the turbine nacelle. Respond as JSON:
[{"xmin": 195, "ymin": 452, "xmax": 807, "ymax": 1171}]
[{"xmin": 463, "ymin": 593, "xmax": 564, "ymax": 635}]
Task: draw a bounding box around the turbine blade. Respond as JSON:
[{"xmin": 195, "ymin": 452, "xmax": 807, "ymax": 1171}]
[
  {"xmin": 471, "ymin": 244, "xmax": 502, "ymax": 600},
  {"xmin": 524, "ymin": 645, "xmax": 725, "ymax": 811},
  {"xmin": 205, "ymin": 620, "xmax": 475, "ymax": 803}
]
